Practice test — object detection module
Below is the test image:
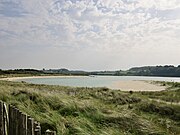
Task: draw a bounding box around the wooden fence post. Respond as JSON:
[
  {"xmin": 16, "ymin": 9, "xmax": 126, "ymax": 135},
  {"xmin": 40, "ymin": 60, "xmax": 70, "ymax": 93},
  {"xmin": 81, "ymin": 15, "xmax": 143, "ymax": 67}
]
[
  {"xmin": 3, "ymin": 103, "xmax": 8, "ymax": 135},
  {"xmin": 19, "ymin": 111, "xmax": 23, "ymax": 135},
  {"xmin": 45, "ymin": 129, "xmax": 56, "ymax": 135},
  {"xmin": 11, "ymin": 107, "xmax": 17, "ymax": 135},
  {"xmin": 34, "ymin": 121, "xmax": 41, "ymax": 135},
  {"xmin": 15, "ymin": 108, "xmax": 19, "ymax": 135},
  {"xmin": 22, "ymin": 113, "xmax": 27, "ymax": 135},
  {"xmin": 0, "ymin": 101, "xmax": 4, "ymax": 135},
  {"xmin": 27, "ymin": 117, "xmax": 34, "ymax": 135},
  {"xmin": 9, "ymin": 105, "xmax": 13, "ymax": 135}
]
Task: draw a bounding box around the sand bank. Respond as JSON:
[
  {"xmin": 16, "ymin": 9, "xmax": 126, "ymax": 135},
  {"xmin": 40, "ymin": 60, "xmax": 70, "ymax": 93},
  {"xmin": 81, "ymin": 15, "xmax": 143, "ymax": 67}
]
[{"xmin": 111, "ymin": 80, "xmax": 166, "ymax": 91}]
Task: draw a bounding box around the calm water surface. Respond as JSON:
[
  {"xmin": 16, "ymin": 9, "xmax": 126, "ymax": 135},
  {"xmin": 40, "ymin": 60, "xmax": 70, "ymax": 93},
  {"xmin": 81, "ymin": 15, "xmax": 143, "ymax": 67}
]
[{"xmin": 18, "ymin": 76, "xmax": 180, "ymax": 89}]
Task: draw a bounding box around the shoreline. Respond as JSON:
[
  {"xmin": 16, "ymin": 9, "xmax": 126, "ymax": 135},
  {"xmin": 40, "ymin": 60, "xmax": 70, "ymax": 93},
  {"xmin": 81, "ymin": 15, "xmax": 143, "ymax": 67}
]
[
  {"xmin": 0, "ymin": 75, "xmax": 87, "ymax": 81},
  {"xmin": 0, "ymin": 76, "xmax": 167, "ymax": 91}
]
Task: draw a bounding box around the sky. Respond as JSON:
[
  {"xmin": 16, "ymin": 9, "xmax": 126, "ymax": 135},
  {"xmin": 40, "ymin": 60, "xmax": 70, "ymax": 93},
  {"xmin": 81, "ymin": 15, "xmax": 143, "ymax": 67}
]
[{"xmin": 0, "ymin": 0, "xmax": 180, "ymax": 71}]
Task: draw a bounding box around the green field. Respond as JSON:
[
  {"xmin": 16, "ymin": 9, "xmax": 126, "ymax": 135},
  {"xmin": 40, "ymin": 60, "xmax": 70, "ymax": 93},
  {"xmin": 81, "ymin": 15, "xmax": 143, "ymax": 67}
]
[{"xmin": 0, "ymin": 80, "xmax": 179, "ymax": 135}]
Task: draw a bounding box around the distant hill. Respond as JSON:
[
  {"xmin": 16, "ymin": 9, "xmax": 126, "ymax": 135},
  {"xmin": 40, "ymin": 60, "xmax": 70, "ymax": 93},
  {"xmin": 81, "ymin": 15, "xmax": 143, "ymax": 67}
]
[
  {"xmin": 92, "ymin": 65, "xmax": 180, "ymax": 77},
  {"xmin": 126, "ymin": 65, "xmax": 180, "ymax": 77},
  {"xmin": 44, "ymin": 68, "xmax": 88, "ymax": 75},
  {"xmin": 1, "ymin": 65, "xmax": 180, "ymax": 77}
]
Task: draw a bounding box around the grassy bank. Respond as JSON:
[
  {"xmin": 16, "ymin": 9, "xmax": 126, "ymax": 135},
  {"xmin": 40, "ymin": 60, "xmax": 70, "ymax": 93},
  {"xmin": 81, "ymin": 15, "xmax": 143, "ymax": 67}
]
[
  {"xmin": 0, "ymin": 73, "xmax": 73, "ymax": 78},
  {"xmin": 0, "ymin": 80, "xmax": 179, "ymax": 135}
]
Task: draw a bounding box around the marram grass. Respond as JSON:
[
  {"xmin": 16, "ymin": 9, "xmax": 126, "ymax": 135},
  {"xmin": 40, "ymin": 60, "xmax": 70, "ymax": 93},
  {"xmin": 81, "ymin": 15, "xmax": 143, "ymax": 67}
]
[{"xmin": 0, "ymin": 80, "xmax": 179, "ymax": 135}]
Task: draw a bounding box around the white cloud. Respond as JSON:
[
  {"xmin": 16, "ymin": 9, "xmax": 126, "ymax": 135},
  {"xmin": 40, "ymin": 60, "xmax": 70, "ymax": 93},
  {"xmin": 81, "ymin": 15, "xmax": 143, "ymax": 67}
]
[
  {"xmin": 0, "ymin": 0, "xmax": 180, "ymax": 69},
  {"xmin": 137, "ymin": 0, "xmax": 180, "ymax": 10}
]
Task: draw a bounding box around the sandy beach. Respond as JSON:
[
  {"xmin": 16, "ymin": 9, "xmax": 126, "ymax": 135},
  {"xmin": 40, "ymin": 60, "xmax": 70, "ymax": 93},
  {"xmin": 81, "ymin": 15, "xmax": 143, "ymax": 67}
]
[{"xmin": 112, "ymin": 80, "xmax": 166, "ymax": 91}]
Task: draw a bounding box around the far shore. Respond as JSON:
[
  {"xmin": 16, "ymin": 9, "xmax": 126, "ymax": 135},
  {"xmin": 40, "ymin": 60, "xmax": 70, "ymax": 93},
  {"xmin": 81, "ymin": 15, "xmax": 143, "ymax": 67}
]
[
  {"xmin": 0, "ymin": 75, "xmax": 87, "ymax": 81},
  {"xmin": 0, "ymin": 75, "xmax": 167, "ymax": 91}
]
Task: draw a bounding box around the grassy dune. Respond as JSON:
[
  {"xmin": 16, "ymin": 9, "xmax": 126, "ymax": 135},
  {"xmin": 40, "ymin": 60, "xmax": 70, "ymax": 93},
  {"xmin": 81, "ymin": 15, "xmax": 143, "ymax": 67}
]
[{"xmin": 0, "ymin": 80, "xmax": 179, "ymax": 135}]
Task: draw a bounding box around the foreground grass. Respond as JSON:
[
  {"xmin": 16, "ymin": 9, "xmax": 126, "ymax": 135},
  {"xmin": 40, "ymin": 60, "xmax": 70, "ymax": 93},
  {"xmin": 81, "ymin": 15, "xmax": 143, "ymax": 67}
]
[
  {"xmin": 0, "ymin": 80, "xmax": 179, "ymax": 135},
  {"xmin": 141, "ymin": 81, "xmax": 180, "ymax": 103}
]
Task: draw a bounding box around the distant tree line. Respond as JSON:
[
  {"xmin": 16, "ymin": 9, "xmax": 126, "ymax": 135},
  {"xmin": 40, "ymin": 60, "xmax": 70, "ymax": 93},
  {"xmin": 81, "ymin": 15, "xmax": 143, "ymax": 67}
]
[
  {"xmin": 125, "ymin": 65, "xmax": 180, "ymax": 77},
  {"xmin": 0, "ymin": 65, "xmax": 180, "ymax": 77},
  {"xmin": 0, "ymin": 69, "xmax": 44, "ymax": 75}
]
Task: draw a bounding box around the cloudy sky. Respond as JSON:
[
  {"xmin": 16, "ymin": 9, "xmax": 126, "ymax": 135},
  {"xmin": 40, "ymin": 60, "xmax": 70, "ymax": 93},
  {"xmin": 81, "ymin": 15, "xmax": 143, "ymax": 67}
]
[{"xmin": 0, "ymin": 0, "xmax": 180, "ymax": 70}]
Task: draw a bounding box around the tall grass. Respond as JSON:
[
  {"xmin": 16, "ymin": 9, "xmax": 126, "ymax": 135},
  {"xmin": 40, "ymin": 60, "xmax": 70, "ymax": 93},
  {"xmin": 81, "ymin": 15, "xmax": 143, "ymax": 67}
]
[{"xmin": 0, "ymin": 80, "xmax": 179, "ymax": 135}]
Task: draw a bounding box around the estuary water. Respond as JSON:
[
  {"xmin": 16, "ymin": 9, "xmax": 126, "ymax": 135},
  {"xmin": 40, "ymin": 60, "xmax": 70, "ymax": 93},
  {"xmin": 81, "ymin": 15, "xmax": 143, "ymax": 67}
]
[{"xmin": 17, "ymin": 76, "xmax": 180, "ymax": 90}]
